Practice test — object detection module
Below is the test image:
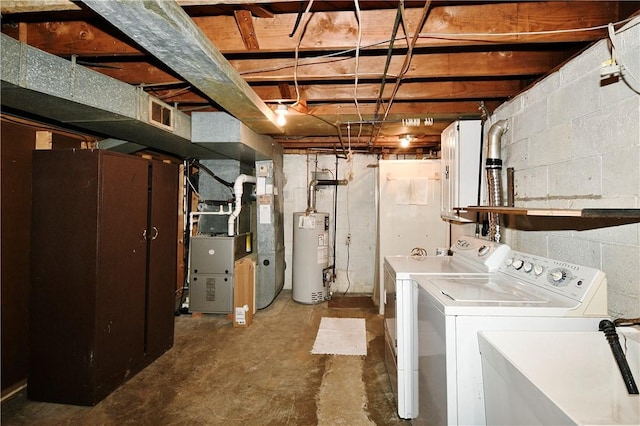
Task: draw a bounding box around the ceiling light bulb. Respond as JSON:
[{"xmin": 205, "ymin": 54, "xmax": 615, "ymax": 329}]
[
  {"xmin": 275, "ymin": 104, "xmax": 288, "ymax": 127},
  {"xmin": 399, "ymin": 135, "xmax": 411, "ymax": 148}
]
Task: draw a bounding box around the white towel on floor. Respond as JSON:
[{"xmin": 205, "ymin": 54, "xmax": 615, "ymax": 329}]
[{"xmin": 311, "ymin": 317, "xmax": 367, "ymax": 356}]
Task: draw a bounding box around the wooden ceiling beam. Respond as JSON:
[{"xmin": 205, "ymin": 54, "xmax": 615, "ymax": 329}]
[
  {"xmin": 233, "ymin": 10, "xmax": 260, "ymax": 50},
  {"xmin": 170, "ymin": 99, "xmax": 497, "ymax": 121},
  {"xmin": 147, "ymin": 79, "xmax": 520, "ymax": 104},
  {"xmin": 306, "ymin": 101, "xmax": 501, "ymax": 117},
  {"xmin": 244, "ymin": 5, "xmax": 274, "ymax": 19},
  {"xmin": 81, "ymin": 49, "xmax": 566, "ymax": 88},
  {"xmin": 191, "ymin": 3, "xmax": 616, "ymax": 53},
  {"xmin": 252, "ymin": 80, "xmax": 523, "ymax": 102},
  {"xmin": 8, "ymin": 3, "xmax": 619, "ymax": 56},
  {"xmin": 274, "ymin": 134, "xmax": 442, "ymax": 148},
  {"xmin": 146, "ymin": 78, "xmax": 521, "ymax": 104},
  {"xmin": 232, "ymin": 50, "xmax": 574, "ymax": 81}
]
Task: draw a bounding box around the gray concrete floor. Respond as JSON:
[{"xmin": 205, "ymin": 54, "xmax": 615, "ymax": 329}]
[{"xmin": 2, "ymin": 290, "xmax": 410, "ymax": 425}]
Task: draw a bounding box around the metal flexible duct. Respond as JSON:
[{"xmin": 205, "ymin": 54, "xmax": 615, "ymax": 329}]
[{"xmin": 486, "ymin": 120, "xmax": 508, "ymax": 242}]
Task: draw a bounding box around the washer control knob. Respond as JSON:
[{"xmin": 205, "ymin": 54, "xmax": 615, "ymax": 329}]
[
  {"xmin": 505, "ymin": 258, "xmax": 514, "ymax": 266},
  {"xmin": 533, "ymin": 265, "xmax": 544, "ymax": 276},
  {"xmin": 523, "ymin": 262, "xmax": 533, "ymax": 273},
  {"xmin": 550, "ymin": 270, "xmax": 566, "ymax": 282},
  {"xmin": 512, "ymin": 259, "xmax": 524, "ymax": 270},
  {"xmin": 478, "ymin": 245, "xmax": 490, "ymax": 256}
]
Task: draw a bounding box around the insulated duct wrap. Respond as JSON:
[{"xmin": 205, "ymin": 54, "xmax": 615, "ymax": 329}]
[{"xmin": 486, "ymin": 120, "xmax": 508, "ymax": 242}]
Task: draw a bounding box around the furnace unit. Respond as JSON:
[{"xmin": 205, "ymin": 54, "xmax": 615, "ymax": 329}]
[{"xmin": 188, "ymin": 233, "xmax": 252, "ymax": 313}]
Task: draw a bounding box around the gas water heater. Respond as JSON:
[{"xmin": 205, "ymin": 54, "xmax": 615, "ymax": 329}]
[{"xmin": 292, "ymin": 211, "xmax": 330, "ymax": 304}]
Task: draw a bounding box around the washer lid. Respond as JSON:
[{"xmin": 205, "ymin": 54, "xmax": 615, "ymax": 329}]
[{"xmin": 430, "ymin": 276, "xmax": 549, "ymax": 303}]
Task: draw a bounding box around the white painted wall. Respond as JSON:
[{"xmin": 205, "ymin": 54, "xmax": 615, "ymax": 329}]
[
  {"xmin": 283, "ymin": 20, "xmax": 639, "ymax": 316},
  {"xmin": 283, "ymin": 153, "xmax": 378, "ymax": 295},
  {"xmin": 462, "ymin": 18, "xmax": 640, "ymax": 318}
]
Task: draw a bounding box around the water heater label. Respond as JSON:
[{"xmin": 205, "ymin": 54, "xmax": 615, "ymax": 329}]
[
  {"xmin": 318, "ymin": 246, "xmax": 328, "ymax": 264},
  {"xmin": 298, "ymin": 215, "xmax": 315, "ymax": 229}
]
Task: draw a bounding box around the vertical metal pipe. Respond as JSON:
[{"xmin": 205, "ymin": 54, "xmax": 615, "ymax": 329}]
[
  {"xmin": 485, "ymin": 120, "xmax": 508, "ymax": 242},
  {"xmin": 507, "ymin": 167, "xmax": 515, "ymax": 207}
]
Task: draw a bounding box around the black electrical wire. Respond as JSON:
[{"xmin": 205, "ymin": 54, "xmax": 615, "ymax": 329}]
[
  {"xmin": 372, "ymin": 3, "xmax": 402, "ymax": 120},
  {"xmin": 288, "ymin": 1, "xmax": 306, "ymax": 37}
]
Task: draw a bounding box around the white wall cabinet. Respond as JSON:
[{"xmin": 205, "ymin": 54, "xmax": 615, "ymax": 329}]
[{"xmin": 440, "ymin": 120, "xmax": 482, "ymax": 222}]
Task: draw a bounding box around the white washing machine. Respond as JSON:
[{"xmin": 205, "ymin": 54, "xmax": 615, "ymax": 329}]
[
  {"xmin": 383, "ymin": 236, "xmax": 511, "ymax": 419},
  {"xmin": 412, "ymin": 250, "xmax": 609, "ymax": 425}
]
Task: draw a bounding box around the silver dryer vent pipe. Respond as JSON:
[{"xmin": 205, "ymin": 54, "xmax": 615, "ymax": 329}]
[
  {"xmin": 486, "ymin": 120, "xmax": 508, "ymax": 242},
  {"xmin": 307, "ymin": 179, "xmax": 348, "ymax": 213}
]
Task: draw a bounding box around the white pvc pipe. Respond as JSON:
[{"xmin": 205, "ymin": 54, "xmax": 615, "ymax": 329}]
[{"xmin": 228, "ymin": 174, "xmax": 257, "ymax": 236}]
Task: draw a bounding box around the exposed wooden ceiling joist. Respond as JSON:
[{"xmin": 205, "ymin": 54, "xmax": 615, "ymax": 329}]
[
  {"xmin": 2, "ymin": 1, "xmax": 638, "ymax": 153},
  {"xmin": 12, "ymin": 3, "xmax": 617, "ymax": 57}
]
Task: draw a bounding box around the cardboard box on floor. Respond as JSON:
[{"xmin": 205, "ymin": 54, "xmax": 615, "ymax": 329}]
[{"xmin": 232, "ymin": 255, "xmax": 256, "ymax": 327}]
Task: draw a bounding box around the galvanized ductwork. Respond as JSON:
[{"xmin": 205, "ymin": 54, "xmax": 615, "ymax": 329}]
[
  {"xmin": 0, "ymin": 34, "xmax": 217, "ymax": 158},
  {"xmin": 486, "ymin": 120, "xmax": 508, "ymax": 242}
]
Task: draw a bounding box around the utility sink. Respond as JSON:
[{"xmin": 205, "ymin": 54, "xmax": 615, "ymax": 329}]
[{"xmin": 479, "ymin": 327, "xmax": 640, "ymax": 425}]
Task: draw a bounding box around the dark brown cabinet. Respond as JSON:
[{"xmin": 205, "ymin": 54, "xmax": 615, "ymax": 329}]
[{"xmin": 28, "ymin": 150, "xmax": 178, "ymax": 406}]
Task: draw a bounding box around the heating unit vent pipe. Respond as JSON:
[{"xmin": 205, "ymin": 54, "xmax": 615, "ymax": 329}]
[
  {"xmin": 228, "ymin": 174, "xmax": 257, "ymax": 236},
  {"xmin": 307, "ymin": 179, "xmax": 348, "ymax": 213},
  {"xmin": 486, "ymin": 120, "xmax": 508, "ymax": 242}
]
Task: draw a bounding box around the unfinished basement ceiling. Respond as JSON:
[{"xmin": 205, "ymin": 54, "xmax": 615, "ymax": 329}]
[{"xmin": 2, "ymin": 0, "xmax": 639, "ymax": 154}]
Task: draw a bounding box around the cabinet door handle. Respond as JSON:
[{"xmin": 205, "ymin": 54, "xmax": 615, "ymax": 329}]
[{"xmin": 150, "ymin": 226, "xmax": 159, "ymax": 240}]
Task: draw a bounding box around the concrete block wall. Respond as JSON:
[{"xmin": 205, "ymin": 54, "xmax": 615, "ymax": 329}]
[
  {"xmin": 479, "ymin": 18, "xmax": 640, "ymax": 318},
  {"xmin": 283, "ymin": 153, "xmax": 378, "ymax": 295}
]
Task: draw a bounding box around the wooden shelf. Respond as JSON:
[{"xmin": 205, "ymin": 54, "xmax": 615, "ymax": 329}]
[{"xmin": 458, "ymin": 206, "xmax": 640, "ymax": 219}]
